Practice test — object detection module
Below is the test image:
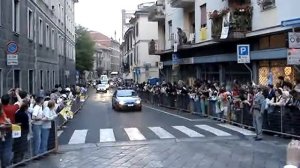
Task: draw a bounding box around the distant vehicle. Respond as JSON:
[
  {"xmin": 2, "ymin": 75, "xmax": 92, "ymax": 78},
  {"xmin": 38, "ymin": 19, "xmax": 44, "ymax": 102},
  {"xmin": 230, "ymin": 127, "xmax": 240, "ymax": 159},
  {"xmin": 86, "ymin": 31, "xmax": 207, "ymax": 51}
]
[
  {"xmin": 112, "ymin": 89, "xmax": 142, "ymax": 111},
  {"xmin": 96, "ymin": 84, "xmax": 108, "ymax": 93},
  {"xmin": 110, "ymin": 72, "xmax": 119, "ymax": 79},
  {"xmin": 100, "ymin": 79, "xmax": 110, "ymax": 90},
  {"xmin": 100, "ymin": 75, "xmax": 108, "ymax": 81}
]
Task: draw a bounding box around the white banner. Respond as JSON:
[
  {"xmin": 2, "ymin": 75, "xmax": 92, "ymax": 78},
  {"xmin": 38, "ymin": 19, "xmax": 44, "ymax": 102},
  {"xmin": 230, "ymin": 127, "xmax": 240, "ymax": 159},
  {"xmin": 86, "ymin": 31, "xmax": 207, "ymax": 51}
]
[{"xmin": 220, "ymin": 12, "xmax": 231, "ymax": 39}]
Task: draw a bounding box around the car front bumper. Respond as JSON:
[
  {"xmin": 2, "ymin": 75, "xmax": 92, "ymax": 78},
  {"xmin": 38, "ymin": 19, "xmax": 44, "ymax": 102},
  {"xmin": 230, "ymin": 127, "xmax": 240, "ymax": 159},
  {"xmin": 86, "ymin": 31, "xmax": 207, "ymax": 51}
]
[{"xmin": 117, "ymin": 103, "xmax": 142, "ymax": 110}]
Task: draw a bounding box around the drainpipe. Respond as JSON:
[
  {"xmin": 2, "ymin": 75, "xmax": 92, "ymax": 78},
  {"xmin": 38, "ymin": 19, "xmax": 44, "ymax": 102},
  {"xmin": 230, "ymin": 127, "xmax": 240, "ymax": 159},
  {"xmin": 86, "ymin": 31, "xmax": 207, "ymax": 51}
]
[
  {"xmin": 34, "ymin": 6, "xmax": 38, "ymax": 94},
  {"xmin": 63, "ymin": 0, "xmax": 67, "ymax": 87}
]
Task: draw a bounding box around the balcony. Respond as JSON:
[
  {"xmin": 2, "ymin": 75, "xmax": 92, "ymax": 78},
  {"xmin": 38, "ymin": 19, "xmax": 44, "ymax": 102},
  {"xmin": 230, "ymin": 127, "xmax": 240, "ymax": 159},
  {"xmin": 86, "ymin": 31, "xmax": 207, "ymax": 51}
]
[
  {"xmin": 170, "ymin": 0, "xmax": 195, "ymax": 8},
  {"xmin": 209, "ymin": 6, "xmax": 252, "ymax": 40},
  {"xmin": 148, "ymin": 1, "xmax": 165, "ymax": 22}
]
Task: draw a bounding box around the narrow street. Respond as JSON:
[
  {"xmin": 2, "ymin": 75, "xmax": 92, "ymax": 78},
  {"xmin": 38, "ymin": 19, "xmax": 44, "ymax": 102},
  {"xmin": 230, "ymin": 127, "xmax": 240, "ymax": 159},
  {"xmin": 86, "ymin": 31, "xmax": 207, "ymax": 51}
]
[{"xmin": 25, "ymin": 90, "xmax": 289, "ymax": 168}]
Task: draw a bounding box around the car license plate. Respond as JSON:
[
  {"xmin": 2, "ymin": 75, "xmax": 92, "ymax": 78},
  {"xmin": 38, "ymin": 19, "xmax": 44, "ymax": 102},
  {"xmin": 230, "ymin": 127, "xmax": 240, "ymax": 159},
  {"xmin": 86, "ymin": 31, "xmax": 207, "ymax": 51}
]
[{"xmin": 128, "ymin": 104, "xmax": 134, "ymax": 107}]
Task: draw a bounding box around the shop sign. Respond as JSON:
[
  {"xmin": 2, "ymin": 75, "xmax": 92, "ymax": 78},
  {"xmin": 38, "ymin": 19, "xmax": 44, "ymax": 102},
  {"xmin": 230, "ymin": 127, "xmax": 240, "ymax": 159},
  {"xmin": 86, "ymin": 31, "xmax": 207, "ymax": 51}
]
[
  {"xmin": 281, "ymin": 18, "xmax": 300, "ymax": 27},
  {"xmin": 288, "ymin": 32, "xmax": 300, "ymax": 48},
  {"xmin": 287, "ymin": 49, "xmax": 300, "ymax": 65},
  {"xmin": 237, "ymin": 44, "xmax": 250, "ymax": 63}
]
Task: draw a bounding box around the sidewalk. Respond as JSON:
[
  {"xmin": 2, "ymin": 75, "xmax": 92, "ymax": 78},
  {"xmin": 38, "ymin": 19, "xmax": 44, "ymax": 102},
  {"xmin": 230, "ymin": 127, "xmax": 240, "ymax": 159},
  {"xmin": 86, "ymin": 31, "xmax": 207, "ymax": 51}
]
[{"xmin": 23, "ymin": 136, "xmax": 287, "ymax": 168}]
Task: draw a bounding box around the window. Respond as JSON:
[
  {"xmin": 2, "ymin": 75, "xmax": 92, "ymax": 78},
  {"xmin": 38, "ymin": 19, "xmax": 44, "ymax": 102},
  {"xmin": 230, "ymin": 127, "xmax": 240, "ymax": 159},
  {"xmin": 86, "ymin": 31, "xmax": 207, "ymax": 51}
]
[
  {"xmin": 260, "ymin": 0, "xmax": 276, "ymax": 10},
  {"xmin": 168, "ymin": 20, "xmax": 172, "ymax": 40},
  {"xmin": 0, "ymin": 69, "xmax": 2, "ymax": 96},
  {"xmin": 46, "ymin": 24, "xmax": 50, "ymax": 48},
  {"xmin": 200, "ymin": 4, "xmax": 207, "ymax": 27},
  {"xmin": 135, "ymin": 23, "xmax": 139, "ymax": 37},
  {"xmin": 58, "ymin": 34, "xmax": 61, "ymax": 54},
  {"xmin": 47, "ymin": 71, "xmax": 50, "ymax": 90},
  {"xmin": 27, "ymin": 8, "xmax": 34, "ymax": 40},
  {"xmin": 51, "ymin": 29, "xmax": 55, "ymax": 50},
  {"xmin": 52, "ymin": 71, "xmax": 55, "ymax": 88},
  {"xmin": 13, "ymin": 69, "xmax": 21, "ymax": 88},
  {"xmin": 0, "ymin": 0, "xmax": 2, "ymax": 26},
  {"xmin": 39, "ymin": 18, "xmax": 43, "ymax": 45},
  {"xmin": 60, "ymin": 37, "xmax": 65, "ymax": 55},
  {"xmin": 136, "ymin": 46, "xmax": 139, "ymax": 65},
  {"xmin": 61, "ymin": 7, "xmax": 64, "ymax": 23},
  {"xmin": 12, "ymin": 0, "xmax": 20, "ymax": 33},
  {"xmin": 40, "ymin": 70, "xmax": 43, "ymax": 90},
  {"xmin": 28, "ymin": 70, "xmax": 34, "ymax": 94},
  {"xmin": 58, "ymin": 4, "xmax": 61, "ymax": 22}
]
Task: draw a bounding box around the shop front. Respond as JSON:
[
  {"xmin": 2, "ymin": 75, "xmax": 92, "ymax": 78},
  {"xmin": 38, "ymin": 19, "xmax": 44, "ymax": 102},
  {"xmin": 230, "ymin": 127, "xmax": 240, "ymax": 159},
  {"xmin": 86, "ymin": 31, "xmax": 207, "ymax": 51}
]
[{"xmin": 258, "ymin": 60, "xmax": 296, "ymax": 86}]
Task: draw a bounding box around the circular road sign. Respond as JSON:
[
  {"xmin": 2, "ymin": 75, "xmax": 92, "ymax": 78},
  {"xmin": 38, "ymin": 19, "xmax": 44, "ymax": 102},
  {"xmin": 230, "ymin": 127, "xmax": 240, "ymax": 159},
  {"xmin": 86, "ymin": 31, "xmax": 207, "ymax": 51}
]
[{"xmin": 6, "ymin": 41, "xmax": 18, "ymax": 54}]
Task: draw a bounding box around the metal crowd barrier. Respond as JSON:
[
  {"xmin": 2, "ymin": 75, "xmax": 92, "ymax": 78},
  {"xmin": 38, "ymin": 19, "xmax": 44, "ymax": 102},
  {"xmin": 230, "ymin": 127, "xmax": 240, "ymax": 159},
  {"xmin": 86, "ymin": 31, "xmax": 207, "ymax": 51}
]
[
  {"xmin": 7, "ymin": 94, "xmax": 87, "ymax": 168},
  {"xmin": 139, "ymin": 91, "xmax": 300, "ymax": 138}
]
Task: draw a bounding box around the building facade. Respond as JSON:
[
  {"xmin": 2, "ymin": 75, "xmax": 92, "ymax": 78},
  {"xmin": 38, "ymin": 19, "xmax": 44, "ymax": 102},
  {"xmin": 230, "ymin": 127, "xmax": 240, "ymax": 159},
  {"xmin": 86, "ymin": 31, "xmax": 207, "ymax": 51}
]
[
  {"xmin": 121, "ymin": 3, "xmax": 161, "ymax": 83},
  {"xmin": 89, "ymin": 31, "xmax": 121, "ymax": 77},
  {"xmin": 0, "ymin": 0, "xmax": 77, "ymax": 95},
  {"xmin": 149, "ymin": 0, "xmax": 300, "ymax": 86},
  {"xmin": 110, "ymin": 40, "xmax": 121, "ymax": 73}
]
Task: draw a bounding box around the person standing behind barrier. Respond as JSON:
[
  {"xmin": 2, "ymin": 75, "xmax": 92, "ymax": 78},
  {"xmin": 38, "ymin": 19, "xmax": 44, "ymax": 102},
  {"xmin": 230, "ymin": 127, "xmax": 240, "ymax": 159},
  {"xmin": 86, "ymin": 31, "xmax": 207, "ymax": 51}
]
[
  {"xmin": 40, "ymin": 100, "xmax": 57, "ymax": 154},
  {"xmin": 0, "ymin": 103, "xmax": 13, "ymax": 168},
  {"xmin": 31, "ymin": 97, "xmax": 44, "ymax": 156},
  {"xmin": 13, "ymin": 101, "xmax": 30, "ymax": 164},
  {"xmin": 2, "ymin": 89, "xmax": 23, "ymax": 124},
  {"xmin": 251, "ymin": 86, "xmax": 266, "ymax": 141}
]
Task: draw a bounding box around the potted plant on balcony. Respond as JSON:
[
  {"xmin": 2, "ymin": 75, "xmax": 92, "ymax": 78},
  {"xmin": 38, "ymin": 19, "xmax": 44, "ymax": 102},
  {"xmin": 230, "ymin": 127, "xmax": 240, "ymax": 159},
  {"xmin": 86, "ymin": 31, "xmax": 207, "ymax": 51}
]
[{"xmin": 209, "ymin": 8, "xmax": 230, "ymax": 38}]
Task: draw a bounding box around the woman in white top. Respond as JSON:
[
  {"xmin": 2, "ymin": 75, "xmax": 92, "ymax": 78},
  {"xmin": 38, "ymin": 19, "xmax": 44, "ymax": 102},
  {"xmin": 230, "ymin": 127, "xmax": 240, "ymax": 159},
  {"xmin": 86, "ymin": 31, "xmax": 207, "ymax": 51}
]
[
  {"xmin": 40, "ymin": 100, "xmax": 58, "ymax": 154},
  {"xmin": 31, "ymin": 97, "xmax": 44, "ymax": 156}
]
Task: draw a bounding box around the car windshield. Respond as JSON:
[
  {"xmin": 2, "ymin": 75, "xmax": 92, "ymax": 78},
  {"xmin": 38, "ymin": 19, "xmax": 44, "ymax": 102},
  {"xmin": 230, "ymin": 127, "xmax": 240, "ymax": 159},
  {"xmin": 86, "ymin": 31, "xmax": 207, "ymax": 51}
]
[
  {"xmin": 117, "ymin": 90, "xmax": 138, "ymax": 97},
  {"xmin": 101, "ymin": 80, "xmax": 108, "ymax": 84},
  {"xmin": 98, "ymin": 84, "xmax": 106, "ymax": 87}
]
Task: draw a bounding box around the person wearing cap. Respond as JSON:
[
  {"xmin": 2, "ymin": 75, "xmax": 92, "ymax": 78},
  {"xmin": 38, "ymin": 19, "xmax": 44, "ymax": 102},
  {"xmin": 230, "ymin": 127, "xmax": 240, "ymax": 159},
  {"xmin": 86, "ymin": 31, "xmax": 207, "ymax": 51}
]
[{"xmin": 251, "ymin": 85, "xmax": 266, "ymax": 141}]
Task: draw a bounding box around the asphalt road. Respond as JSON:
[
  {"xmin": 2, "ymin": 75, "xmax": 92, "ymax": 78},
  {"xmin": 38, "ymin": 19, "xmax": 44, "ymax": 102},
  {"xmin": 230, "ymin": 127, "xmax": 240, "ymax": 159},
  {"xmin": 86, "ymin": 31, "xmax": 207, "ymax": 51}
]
[
  {"xmin": 59, "ymin": 89, "xmax": 260, "ymax": 145},
  {"xmin": 25, "ymin": 88, "xmax": 289, "ymax": 168}
]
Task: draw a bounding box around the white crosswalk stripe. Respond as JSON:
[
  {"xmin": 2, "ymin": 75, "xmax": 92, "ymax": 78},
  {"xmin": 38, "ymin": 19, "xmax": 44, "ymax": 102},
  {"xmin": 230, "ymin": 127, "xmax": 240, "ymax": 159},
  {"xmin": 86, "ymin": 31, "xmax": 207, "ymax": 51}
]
[
  {"xmin": 149, "ymin": 127, "xmax": 175, "ymax": 139},
  {"xmin": 124, "ymin": 128, "xmax": 146, "ymax": 141},
  {"xmin": 68, "ymin": 130, "xmax": 88, "ymax": 144},
  {"xmin": 195, "ymin": 125, "xmax": 231, "ymax": 136},
  {"xmin": 64, "ymin": 124, "xmax": 257, "ymax": 145},
  {"xmin": 100, "ymin": 129, "xmax": 116, "ymax": 142},
  {"xmin": 218, "ymin": 124, "xmax": 256, "ymax": 136},
  {"xmin": 172, "ymin": 126, "xmax": 204, "ymax": 138}
]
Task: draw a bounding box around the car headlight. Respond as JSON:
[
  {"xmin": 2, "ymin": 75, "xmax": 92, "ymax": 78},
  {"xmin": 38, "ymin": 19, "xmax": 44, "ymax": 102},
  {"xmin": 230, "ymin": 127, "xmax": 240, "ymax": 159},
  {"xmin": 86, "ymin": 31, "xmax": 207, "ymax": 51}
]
[
  {"xmin": 119, "ymin": 101, "xmax": 125, "ymax": 105},
  {"xmin": 135, "ymin": 100, "xmax": 141, "ymax": 104}
]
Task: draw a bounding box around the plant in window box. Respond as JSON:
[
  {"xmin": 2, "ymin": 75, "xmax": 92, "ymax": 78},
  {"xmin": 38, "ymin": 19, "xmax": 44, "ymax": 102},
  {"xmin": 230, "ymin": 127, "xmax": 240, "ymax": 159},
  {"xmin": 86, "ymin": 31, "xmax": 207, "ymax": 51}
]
[
  {"xmin": 231, "ymin": 6, "xmax": 253, "ymax": 32},
  {"xmin": 209, "ymin": 8, "xmax": 230, "ymax": 38}
]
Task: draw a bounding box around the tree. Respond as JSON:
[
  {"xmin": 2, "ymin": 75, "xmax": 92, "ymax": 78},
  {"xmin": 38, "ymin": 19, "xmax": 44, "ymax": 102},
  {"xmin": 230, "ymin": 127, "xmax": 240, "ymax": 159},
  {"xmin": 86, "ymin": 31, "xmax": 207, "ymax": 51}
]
[{"xmin": 75, "ymin": 25, "xmax": 95, "ymax": 72}]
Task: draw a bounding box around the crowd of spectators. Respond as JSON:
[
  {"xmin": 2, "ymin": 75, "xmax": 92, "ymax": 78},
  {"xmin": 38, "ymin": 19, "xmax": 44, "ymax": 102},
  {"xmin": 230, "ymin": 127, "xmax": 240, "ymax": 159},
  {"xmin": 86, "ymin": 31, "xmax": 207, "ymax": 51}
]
[{"xmin": 0, "ymin": 84, "xmax": 87, "ymax": 167}]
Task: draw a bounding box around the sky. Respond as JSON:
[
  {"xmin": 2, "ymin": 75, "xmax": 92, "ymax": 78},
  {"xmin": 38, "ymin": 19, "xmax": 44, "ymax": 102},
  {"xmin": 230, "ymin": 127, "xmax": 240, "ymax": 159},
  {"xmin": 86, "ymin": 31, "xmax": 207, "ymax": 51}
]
[{"xmin": 75, "ymin": 0, "xmax": 153, "ymax": 42}]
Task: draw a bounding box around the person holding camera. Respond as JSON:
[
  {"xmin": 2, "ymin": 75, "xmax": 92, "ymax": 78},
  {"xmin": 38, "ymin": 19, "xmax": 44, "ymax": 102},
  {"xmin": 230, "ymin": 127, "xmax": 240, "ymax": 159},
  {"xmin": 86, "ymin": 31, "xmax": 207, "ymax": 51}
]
[{"xmin": 1, "ymin": 88, "xmax": 23, "ymax": 124}]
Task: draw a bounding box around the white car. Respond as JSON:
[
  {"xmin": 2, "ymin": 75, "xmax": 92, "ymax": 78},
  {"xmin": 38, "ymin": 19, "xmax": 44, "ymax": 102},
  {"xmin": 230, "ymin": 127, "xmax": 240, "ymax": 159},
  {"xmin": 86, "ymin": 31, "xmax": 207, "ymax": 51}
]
[{"xmin": 96, "ymin": 84, "xmax": 108, "ymax": 93}]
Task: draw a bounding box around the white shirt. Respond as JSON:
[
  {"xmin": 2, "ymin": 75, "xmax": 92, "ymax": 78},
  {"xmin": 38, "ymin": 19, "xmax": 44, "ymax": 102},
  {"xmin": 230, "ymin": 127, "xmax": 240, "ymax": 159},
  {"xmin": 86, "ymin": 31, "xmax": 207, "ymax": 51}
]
[
  {"xmin": 32, "ymin": 105, "xmax": 43, "ymax": 125},
  {"xmin": 42, "ymin": 107, "xmax": 58, "ymax": 129}
]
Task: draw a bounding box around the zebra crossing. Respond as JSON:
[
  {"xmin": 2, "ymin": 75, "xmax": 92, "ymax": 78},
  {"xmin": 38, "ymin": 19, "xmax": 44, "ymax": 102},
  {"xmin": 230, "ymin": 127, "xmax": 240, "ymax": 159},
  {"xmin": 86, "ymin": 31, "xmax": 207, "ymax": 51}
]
[{"xmin": 59, "ymin": 124, "xmax": 256, "ymax": 145}]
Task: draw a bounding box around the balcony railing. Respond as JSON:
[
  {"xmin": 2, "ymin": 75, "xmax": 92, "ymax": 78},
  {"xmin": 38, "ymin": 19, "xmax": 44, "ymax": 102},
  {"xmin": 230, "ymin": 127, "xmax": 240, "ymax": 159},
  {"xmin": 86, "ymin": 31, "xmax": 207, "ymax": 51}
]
[
  {"xmin": 209, "ymin": 6, "xmax": 252, "ymax": 39},
  {"xmin": 169, "ymin": 0, "xmax": 195, "ymax": 8}
]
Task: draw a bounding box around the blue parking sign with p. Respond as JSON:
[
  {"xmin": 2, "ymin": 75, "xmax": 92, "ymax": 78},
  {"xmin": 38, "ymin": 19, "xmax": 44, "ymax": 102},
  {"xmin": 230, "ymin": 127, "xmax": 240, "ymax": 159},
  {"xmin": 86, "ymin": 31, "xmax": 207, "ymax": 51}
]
[{"xmin": 237, "ymin": 44, "xmax": 250, "ymax": 63}]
